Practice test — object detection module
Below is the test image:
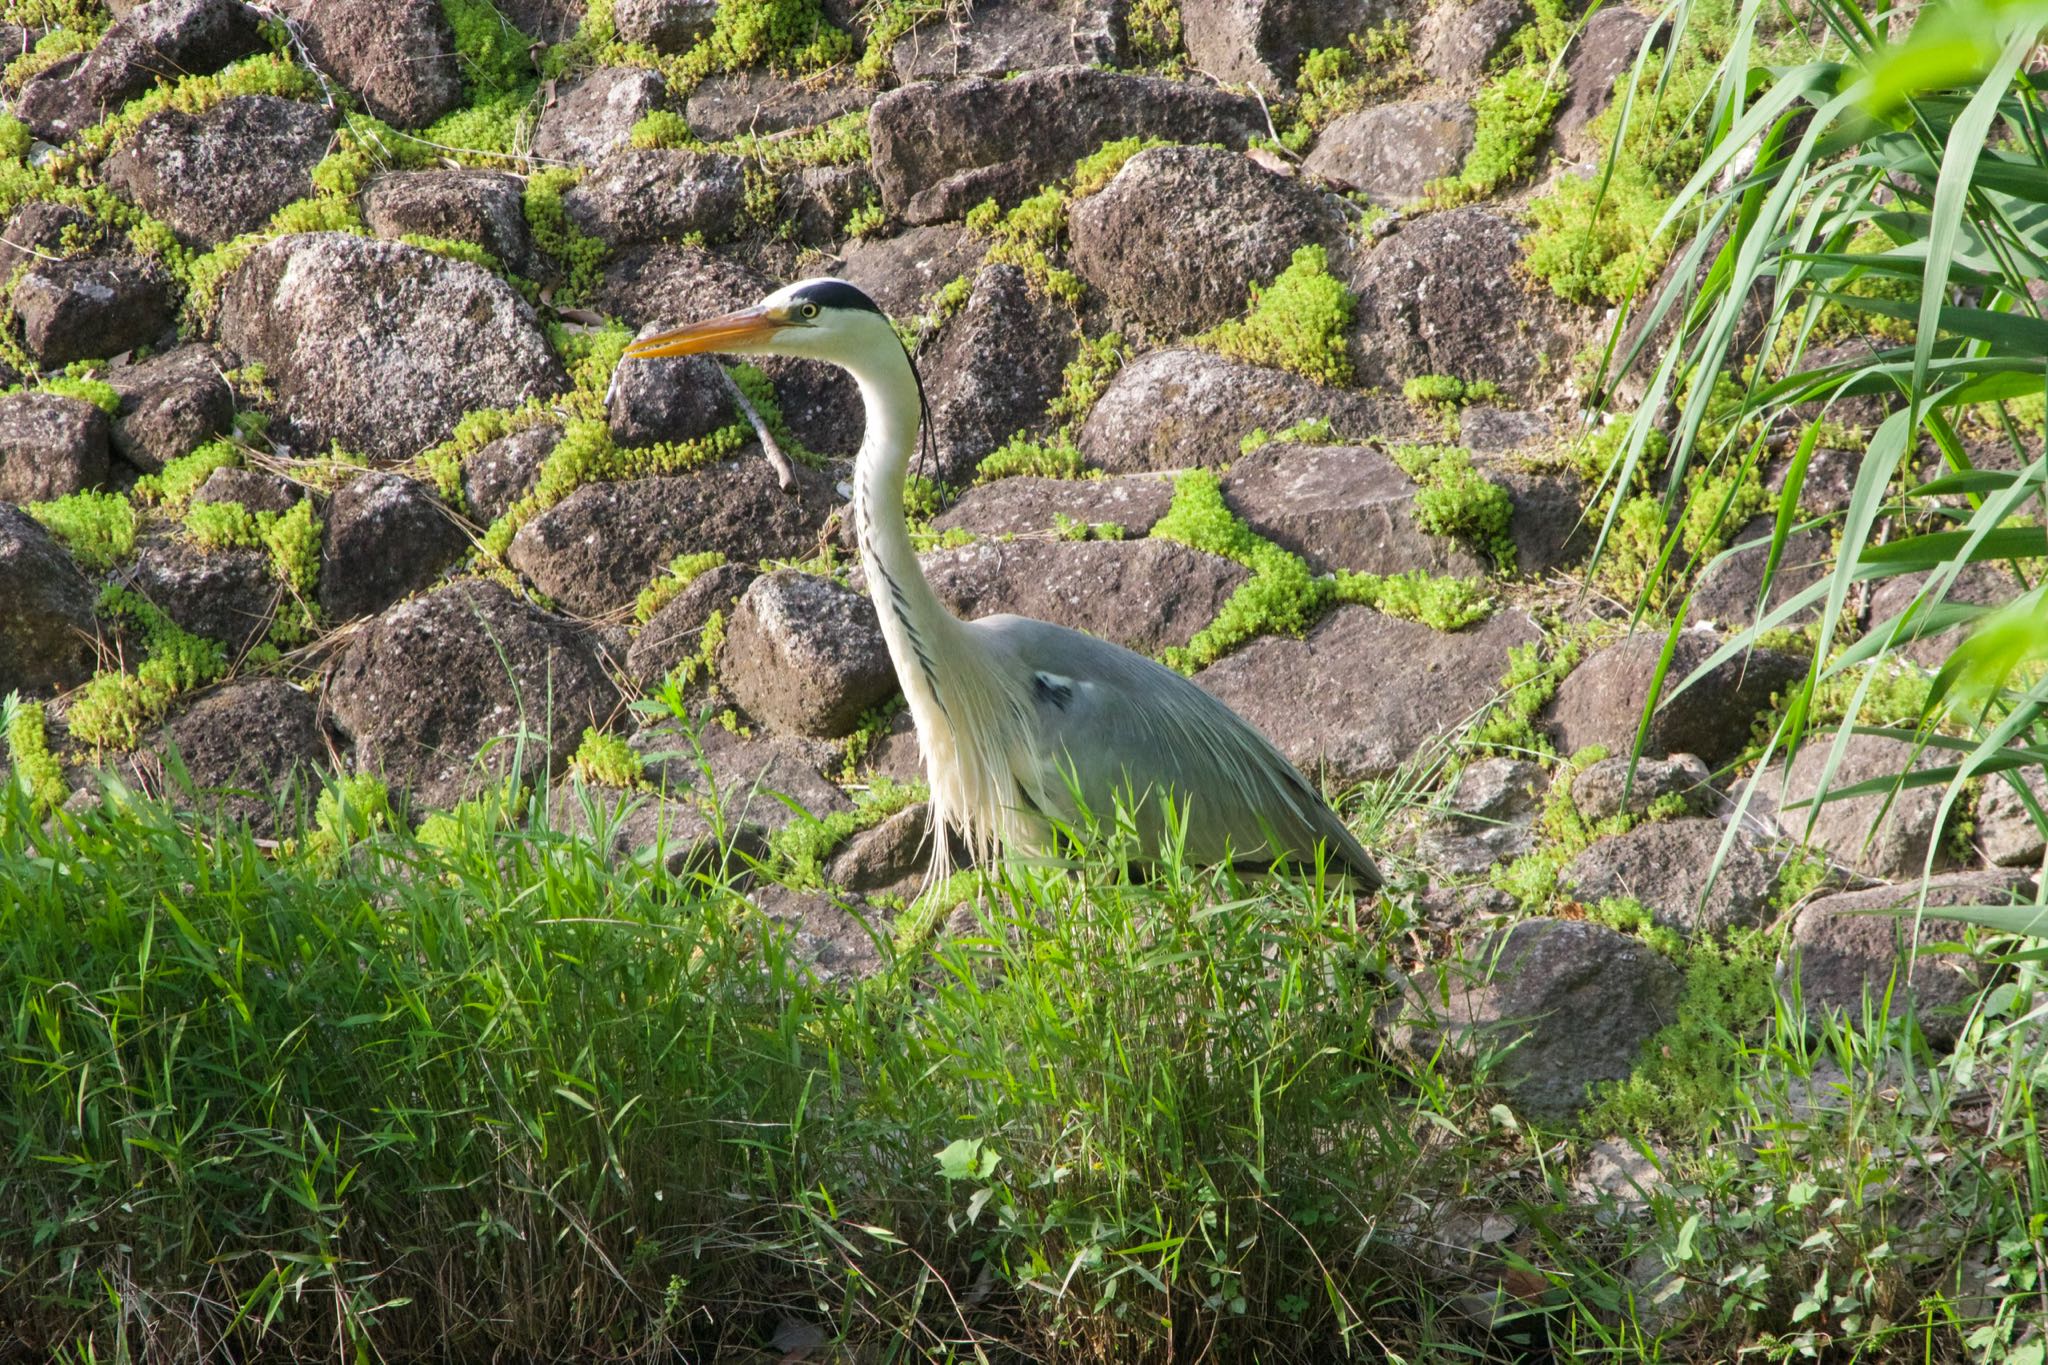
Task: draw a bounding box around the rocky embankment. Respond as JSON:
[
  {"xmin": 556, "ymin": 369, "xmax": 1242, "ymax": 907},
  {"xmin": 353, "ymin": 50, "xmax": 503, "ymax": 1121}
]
[{"xmin": 1, "ymin": 0, "xmax": 2034, "ymax": 1121}]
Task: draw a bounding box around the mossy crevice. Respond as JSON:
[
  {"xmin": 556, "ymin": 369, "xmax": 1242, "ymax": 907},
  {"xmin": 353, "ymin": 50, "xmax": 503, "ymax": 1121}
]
[
  {"xmin": 1388, "ymin": 443, "xmax": 1517, "ymax": 573},
  {"xmin": 1193, "ymin": 245, "xmax": 1354, "ymax": 387},
  {"xmin": 3, "ymin": 698, "xmax": 68, "ymax": 818},
  {"xmin": 65, "ymin": 586, "xmax": 230, "ymax": 751}
]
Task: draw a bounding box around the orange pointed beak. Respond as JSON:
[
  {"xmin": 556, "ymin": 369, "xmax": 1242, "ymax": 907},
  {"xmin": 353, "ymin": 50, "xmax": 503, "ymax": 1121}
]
[{"xmin": 623, "ymin": 305, "xmax": 782, "ymax": 359}]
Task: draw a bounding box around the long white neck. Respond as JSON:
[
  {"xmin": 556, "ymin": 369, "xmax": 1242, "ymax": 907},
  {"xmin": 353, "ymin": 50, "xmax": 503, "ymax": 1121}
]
[{"xmin": 841, "ymin": 338, "xmax": 1033, "ymax": 867}]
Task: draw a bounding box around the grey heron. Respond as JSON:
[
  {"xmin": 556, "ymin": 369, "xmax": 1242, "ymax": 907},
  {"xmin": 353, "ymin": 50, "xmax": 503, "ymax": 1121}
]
[{"xmin": 625, "ymin": 278, "xmax": 1384, "ymax": 892}]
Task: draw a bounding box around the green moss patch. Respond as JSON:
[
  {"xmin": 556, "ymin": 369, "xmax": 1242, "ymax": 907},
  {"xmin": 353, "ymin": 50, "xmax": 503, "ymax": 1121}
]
[
  {"xmin": 635, "ymin": 550, "xmax": 727, "ymax": 624},
  {"xmin": 570, "ymin": 727, "xmax": 650, "ymax": 789},
  {"xmin": 766, "ymin": 774, "xmax": 922, "ymax": 889},
  {"xmin": 1425, "ymin": 63, "xmax": 1563, "ymax": 207},
  {"xmin": 1389, "ymin": 443, "xmax": 1516, "ymax": 572},
  {"xmin": 65, "ymin": 587, "xmax": 229, "ymax": 751},
  {"xmin": 3, "ymin": 698, "xmax": 67, "ymax": 819},
  {"xmin": 1194, "ymin": 245, "xmax": 1354, "ymax": 386},
  {"xmin": 974, "ymin": 432, "xmax": 1085, "ymax": 483},
  {"xmin": 1286, "ymin": 22, "xmax": 1415, "ymax": 145},
  {"xmin": 25, "ymin": 490, "xmax": 140, "ymax": 571}
]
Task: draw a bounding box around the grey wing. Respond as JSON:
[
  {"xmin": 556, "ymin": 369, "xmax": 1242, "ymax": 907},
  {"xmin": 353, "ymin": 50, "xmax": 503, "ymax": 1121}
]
[{"xmin": 969, "ymin": 614, "xmax": 1383, "ymax": 889}]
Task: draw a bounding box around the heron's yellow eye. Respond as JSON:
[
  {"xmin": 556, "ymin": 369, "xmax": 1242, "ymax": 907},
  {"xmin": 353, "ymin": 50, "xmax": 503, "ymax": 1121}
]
[{"xmin": 800, "ymin": 303, "xmax": 820, "ymax": 319}]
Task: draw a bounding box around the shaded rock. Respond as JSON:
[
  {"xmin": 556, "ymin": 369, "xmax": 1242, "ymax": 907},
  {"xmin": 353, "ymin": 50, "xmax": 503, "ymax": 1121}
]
[
  {"xmin": 1690, "ymin": 514, "xmax": 1830, "ymax": 630},
  {"xmin": 1558, "ymin": 8, "xmax": 1666, "ymax": 159},
  {"xmin": 191, "ymin": 465, "xmax": 298, "ymax": 515},
  {"xmin": 1068, "ymin": 144, "xmax": 1349, "ymax": 334},
  {"xmin": 748, "ymin": 883, "xmax": 886, "ymax": 981},
  {"xmin": 1180, "ymin": 0, "xmax": 1376, "ymax": 94},
  {"xmin": 1562, "ymin": 817, "xmax": 1779, "ymax": 938},
  {"xmin": 924, "ymin": 264, "xmax": 1075, "ymax": 484},
  {"xmin": 1571, "ymin": 752, "xmax": 1712, "ymax": 822},
  {"xmin": 495, "ymin": 0, "xmax": 583, "ymax": 42},
  {"xmin": 143, "ymin": 677, "xmax": 328, "ymax": 833},
  {"xmin": 214, "ymin": 233, "xmax": 568, "ymax": 461},
  {"xmin": 1866, "ymin": 562, "xmax": 2016, "ymax": 668},
  {"xmin": 280, "ymin": 0, "xmax": 461, "ymax": 127},
  {"xmin": 1346, "ymin": 208, "xmax": 1582, "ymax": 401},
  {"xmin": 1416, "ymin": 756, "xmax": 1548, "ymax": 876},
  {"xmin": 917, "ymin": 538, "xmax": 1246, "ymax": 656},
  {"xmin": 325, "ymin": 580, "xmax": 620, "ymax": 809},
  {"xmin": 683, "ymin": 70, "xmax": 869, "ymax": 141},
  {"xmin": 361, "ymin": 170, "xmax": 533, "ymax": 273},
  {"xmin": 607, "ymin": 346, "xmax": 734, "ymax": 447},
  {"xmin": 593, "ymin": 245, "xmax": 859, "ymax": 458},
  {"xmin": 1783, "ymin": 870, "xmax": 2031, "ymax": 1045},
  {"xmin": 85, "ymin": 0, "xmax": 268, "ymax": 107},
  {"xmin": 318, "ymin": 472, "xmax": 470, "ymax": 622},
  {"xmin": 128, "ymin": 535, "xmax": 275, "ymax": 655},
  {"xmin": 0, "ymin": 504, "xmax": 99, "ymax": 695},
  {"xmin": 1977, "ymin": 767, "xmax": 2048, "ymax": 869},
  {"xmin": 718, "ymin": 571, "xmax": 896, "ymax": 738},
  {"xmin": 834, "ymin": 222, "xmax": 984, "ymax": 316},
  {"xmin": 1420, "ymin": 0, "xmax": 1530, "ymax": 85},
  {"xmin": 1222, "ymin": 441, "xmax": 1490, "ymax": 577},
  {"xmin": 563, "ymin": 148, "xmax": 747, "ymax": 247},
  {"xmin": 889, "ymin": 0, "xmax": 1123, "ymax": 80},
  {"xmin": 779, "ymin": 162, "xmax": 878, "ymax": 246},
  {"xmin": 1490, "ymin": 461, "xmax": 1590, "ymax": 576},
  {"xmin": 1196, "ymin": 607, "xmax": 1544, "ymax": 784},
  {"xmin": 102, "ymin": 96, "xmax": 336, "ymax": 246},
  {"xmin": 1546, "ymin": 630, "xmax": 1805, "ymax": 768},
  {"xmin": 1763, "ymin": 733, "xmax": 1957, "ymax": 880},
  {"xmin": 1766, "ymin": 440, "xmax": 1862, "ymax": 518},
  {"xmin": 825, "ymin": 802, "xmax": 933, "ymax": 893},
  {"xmin": 462, "ymin": 423, "xmax": 559, "ymax": 525},
  {"xmin": 107, "ymin": 343, "xmax": 233, "ymax": 472},
  {"xmin": 634, "ymin": 721, "xmax": 851, "ymax": 832},
  {"xmin": 1303, "ymin": 102, "xmax": 1475, "ymax": 206},
  {"xmin": 11, "ymin": 254, "xmax": 178, "ymax": 369},
  {"xmin": 0, "ymin": 200, "xmax": 102, "ymax": 279},
  {"xmin": 626, "ymin": 560, "xmax": 757, "ymax": 685},
  {"xmin": 611, "ymin": 0, "xmax": 714, "ymax": 52},
  {"xmin": 1460, "ymin": 407, "xmax": 1553, "ymax": 453},
  {"xmin": 0, "ymin": 391, "xmax": 110, "ymax": 502},
  {"xmin": 931, "ymin": 473, "xmax": 1176, "ymax": 539},
  {"xmin": 10, "ymin": 53, "xmax": 95, "ymax": 144},
  {"xmin": 506, "ymin": 458, "xmax": 837, "ymax": 616},
  {"xmin": 869, "ymin": 64, "xmax": 1265, "ymax": 224},
  {"xmin": 1079, "ymin": 347, "xmax": 1406, "ymax": 473},
  {"xmin": 1380, "ymin": 917, "xmax": 1683, "ymax": 1120},
  {"xmin": 532, "ymin": 66, "xmax": 668, "ymax": 166}
]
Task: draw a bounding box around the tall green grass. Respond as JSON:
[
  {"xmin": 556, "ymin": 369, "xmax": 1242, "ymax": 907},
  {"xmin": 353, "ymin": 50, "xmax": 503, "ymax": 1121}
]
[{"xmin": 0, "ymin": 773, "xmax": 1417, "ymax": 1361}]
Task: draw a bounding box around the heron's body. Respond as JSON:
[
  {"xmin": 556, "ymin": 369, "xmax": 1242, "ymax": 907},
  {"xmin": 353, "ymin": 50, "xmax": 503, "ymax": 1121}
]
[{"xmin": 627, "ymin": 278, "xmax": 1383, "ymax": 891}]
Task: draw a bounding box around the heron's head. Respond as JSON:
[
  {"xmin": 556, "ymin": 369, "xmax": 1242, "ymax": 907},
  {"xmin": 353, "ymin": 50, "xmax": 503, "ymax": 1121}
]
[{"xmin": 622, "ymin": 277, "xmax": 894, "ymax": 366}]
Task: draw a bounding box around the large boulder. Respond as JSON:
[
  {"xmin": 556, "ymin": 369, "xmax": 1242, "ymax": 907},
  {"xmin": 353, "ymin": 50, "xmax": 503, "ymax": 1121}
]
[
  {"xmin": 1380, "ymin": 917, "xmax": 1684, "ymax": 1120},
  {"xmin": 1197, "ymin": 606, "xmax": 1544, "ymax": 784},
  {"xmin": 1068, "ymin": 145, "xmax": 1349, "ymax": 335},
  {"xmin": 462, "ymin": 424, "xmax": 559, "ymax": 525},
  {"xmin": 916, "ymin": 538, "xmax": 1247, "ymax": 656},
  {"xmin": 102, "ymin": 96, "xmax": 337, "ymax": 246},
  {"xmin": 1221, "ymin": 441, "xmax": 1491, "ymax": 577},
  {"xmin": 1557, "ymin": 8, "xmax": 1667, "ymax": 161},
  {"xmin": 1561, "ymin": 818, "xmax": 1780, "ymax": 939},
  {"xmin": 683, "ymin": 69, "xmax": 867, "ymax": 140},
  {"xmin": 922, "ymin": 264, "xmax": 1076, "ymax": 485},
  {"xmin": 612, "ymin": 0, "xmax": 716, "ymax": 53},
  {"xmin": 318, "ymin": 472, "xmax": 471, "ymax": 623},
  {"xmin": 869, "ymin": 65, "xmax": 1266, "ymax": 224},
  {"xmin": 144, "ymin": 678, "xmax": 330, "ymax": 834},
  {"xmin": 1689, "ymin": 514, "xmax": 1831, "ymax": 630},
  {"xmin": 834, "ymin": 223, "xmax": 985, "ymax": 316},
  {"xmin": 277, "ymin": 0, "xmax": 462, "ymax": 127},
  {"xmin": 506, "ymin": 457, "xmax": 838, "ymax": 616},
  {"xmin": 1418, "ymin": 0, "xmax": 1529, "ymax": 86},
  {"xmin": 86, "ymin": 0, "xmax": 269, "ymax": 106},
  {"xmin": 325, "ymin": 580, "xmax": 621, "ymax": 809},
  {"xmin": 1783, "ymin": 870, "xmax": 2031, "ymax": 1046},
  {"xmin": 1345, "ymin": 208, "xmax": 1583, "ymax": 400},
  {"xmin": 1179, "ymin": 0, "xmax": 1378, "ymax": 94},
  {"xmin": 1078, "ymin": 348, "xmax": 1408, "ymax": 473},
  {"xmin": 0, "ymin": 392, "xmax": 111, "ymax": 503},
  {"xmin": 605, "ymin": 349, "xmax": 734, "ymax": 449},
  {"xmin": 107, "ymin": 344, "xmax": 235, "ymax": 472},
  {"xmin": 1762, "ymin": 733, "xmax": 1958, "ymax": 880},
  {"xmin": 931, "ymin": 473, "xmax": 1176, "ymax": 539},
  {"xmin": 888, "ymin": 0, "xmax": 1123, "ymax": 79},
  {"xmin": 1546, "ymin": 630, "xmax": 1806, "ymax": 768},
  {"xmin": 1302, "ymin": 102, "xmax": 1476, "ymax": 207},
  {"xmin": 10, "ymin": 255, "xmax": 180, "ymax": 369},
  {"xmin": 214, "ymin": 234, "xmax": 568, "ymax": 461},
  {"xmin": 0, "ymin": 505, "xmax": 99, "ymax": 696},
  {"xmin": 361, "ymin": 170, "xmax": 534, "ymax": 274},
  {"xmin": 130, "ymin": 534, "xmax": 278, "ymax": 655},
  {"xmin": 562, "ymin": 148, "xmax": 747, "ymax": 247},
  {"xmin": 1414, "ymin": 755, "xmax": 1548, "ymax": 875},
  {"xmin": 532, "ymin": 67, "xmax": 669, "ymax": 166},
  {"xmin": 717, "ymin": 571, "xmax": 897, "ymax": 739}
]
